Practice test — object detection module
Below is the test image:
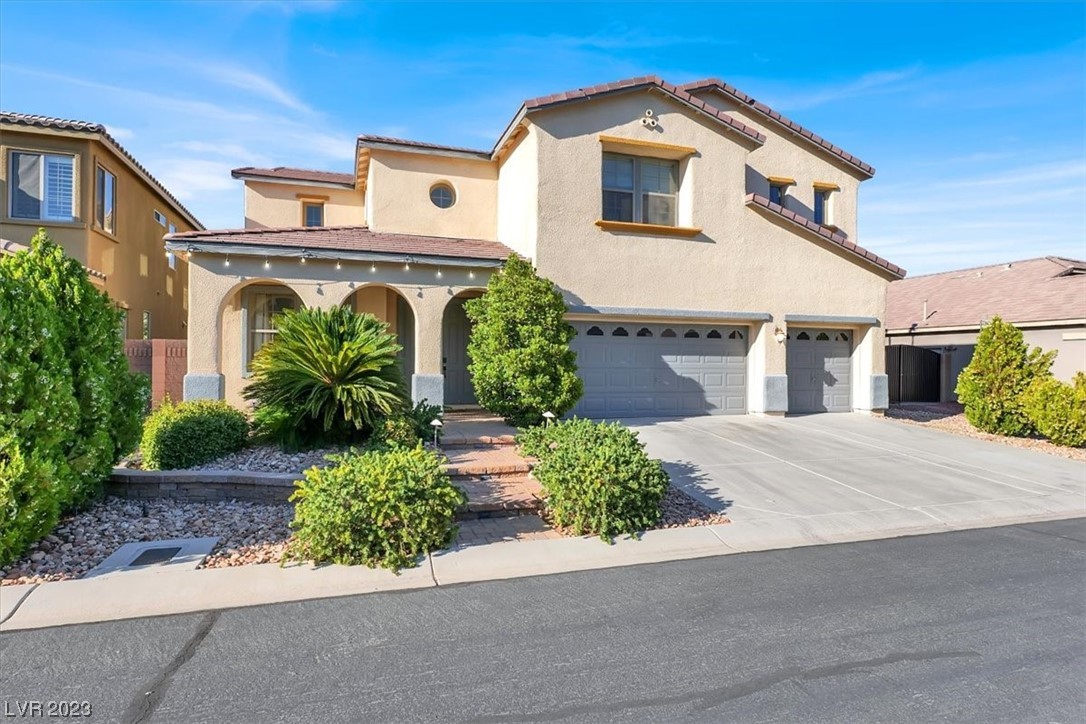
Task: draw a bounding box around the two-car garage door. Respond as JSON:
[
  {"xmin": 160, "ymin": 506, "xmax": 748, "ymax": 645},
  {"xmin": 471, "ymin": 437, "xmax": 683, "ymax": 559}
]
[{"xmin": 570, "ymin": 322, "xmax": 747, "ymax": 418}]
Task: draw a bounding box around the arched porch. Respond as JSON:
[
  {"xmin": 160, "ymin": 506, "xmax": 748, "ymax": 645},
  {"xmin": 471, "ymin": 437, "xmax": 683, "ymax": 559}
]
[{"xmin": 442, "ymin": 289, "xmax": 485, "ymax": 406}]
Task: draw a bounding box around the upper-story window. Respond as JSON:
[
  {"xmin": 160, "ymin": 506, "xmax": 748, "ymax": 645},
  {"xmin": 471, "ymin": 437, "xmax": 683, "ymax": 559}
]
[
  {"xmin": 9, "ymin": 151, "xmax": 75, "ymax": 222},
  {"xmin": 153, "ymin": 209, "xmax": 167, "ymax": 226},
  {"xmin": 602, "ymin": 152, "xmax": 678, "ymax": 226},
  {"xmin": 813, "ymin": 183, "xmax": 838, "ymax": 227},
  {"xmin": 303, "ymin": 202, "xmax": 324, "ymax": 227},
  {"xmin": 769, "ymin": 183, "xmax": 785, "ymax": 206},
  {"xmin": 429, "ymin": 183, "xmax": 456, "ymax": 209},
  {"xmin": 95, "ymin": 165, "xmax": 116, "ymax": 234}
]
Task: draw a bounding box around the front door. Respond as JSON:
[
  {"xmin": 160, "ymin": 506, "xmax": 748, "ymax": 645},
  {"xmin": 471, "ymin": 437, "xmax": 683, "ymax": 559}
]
[{"xmin": 443, "ymin": 298, "xmax": 477, "ymax": 405}]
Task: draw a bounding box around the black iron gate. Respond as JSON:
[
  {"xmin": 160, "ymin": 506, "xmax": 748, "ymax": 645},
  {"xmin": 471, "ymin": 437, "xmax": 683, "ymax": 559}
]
[{"xmin": 886, "ymin": 345, "xmax": 941, "ymax": 403}]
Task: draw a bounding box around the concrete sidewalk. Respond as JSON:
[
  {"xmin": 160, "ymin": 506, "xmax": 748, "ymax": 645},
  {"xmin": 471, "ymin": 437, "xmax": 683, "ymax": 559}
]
[{"xmin": 3, "ymin": 496, "xmax": 1081, "ymax": 632}]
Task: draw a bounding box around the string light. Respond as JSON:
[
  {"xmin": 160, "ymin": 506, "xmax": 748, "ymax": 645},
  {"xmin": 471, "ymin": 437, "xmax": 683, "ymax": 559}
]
[
  {"xmin": 436, "ymin": 267, "xmax": 443, "ymax": 279},
  {"xmin": 335, "ymin": 260, "xmax": 342, "ymax": 270},
  {"xmin": 263, "ymin": 258, "xmax": 270, "ymax": 269},
  {"xmin": 224, "ymin": 256, "xmax": 231, "ymax": 268},
  {"xmin": 370, "ymin": 263, "xmax": 377, "ymax": 273}
]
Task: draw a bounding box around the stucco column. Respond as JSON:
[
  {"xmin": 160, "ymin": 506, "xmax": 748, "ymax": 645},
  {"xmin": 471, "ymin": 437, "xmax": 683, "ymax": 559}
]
[
  {"xmin": 183, "ymin": 260, "xmax": 227, "ymax": 400},
  {"xmin": 853, "ymin": 325, "xmax": 888, "ymax": 413},
  {"xmin": 405, "ymin": 287, "xmax": 448, "ymax": 407},
  {"xmin": 761, "ymin": 316, "xmax": 789, "ymax": 414}
]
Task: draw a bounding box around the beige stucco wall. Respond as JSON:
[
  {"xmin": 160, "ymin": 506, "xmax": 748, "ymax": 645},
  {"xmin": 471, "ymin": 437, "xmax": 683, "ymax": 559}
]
[
  {"xmin": 366, "ymin": 150, "xmax": 497, "ymax": 240},
  {"xmin": 525, "ymin": 89, "xmax": 891, "ymax": 411},
  {"xmin": 186, "ymin": 253, "xmax": 491, "ymax": 406},
  {"xmin": 1, "ymin": 129, "xmax": 195, "ymax": 338},
  {"xmin": 243, "ymin": 181, "xmax": 364, "ymax": 229},
  {"xmin": 496, "ymin": 125, "xmax": 539, "ymax": 259},
  {"xmin": 689, "ymin": 88, "xmax": 863, "ymax": 240}
]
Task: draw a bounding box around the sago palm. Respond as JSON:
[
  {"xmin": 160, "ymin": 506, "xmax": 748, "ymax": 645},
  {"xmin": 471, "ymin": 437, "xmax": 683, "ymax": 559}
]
[{"xmin": 244, "ymin": 306, "xmax": 408, "ymax": 447}]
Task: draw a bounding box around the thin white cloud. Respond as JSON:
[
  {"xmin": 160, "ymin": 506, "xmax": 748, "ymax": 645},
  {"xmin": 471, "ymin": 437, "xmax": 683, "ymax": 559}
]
[
  {"xmin": 764, "ymin": 66, "xmax": 922, "ymax": 111},
  {"xmin": 104, "ymin": 125, "xmax": 134, "ymax": 140},
  {"xmin": 190, "ymin": 62, "xmax": 313, "ymax": 114}
]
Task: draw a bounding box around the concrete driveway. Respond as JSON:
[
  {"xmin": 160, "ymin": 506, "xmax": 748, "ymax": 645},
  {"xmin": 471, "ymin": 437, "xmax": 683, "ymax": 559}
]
[{"xmin": 628, "ymin": 414, "xmax": 1085, "ymax": 529}]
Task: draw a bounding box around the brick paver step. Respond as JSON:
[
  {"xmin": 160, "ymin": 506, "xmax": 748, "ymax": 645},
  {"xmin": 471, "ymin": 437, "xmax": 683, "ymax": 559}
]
[
  {"xmin": 455, "ymin": 474, "xmax": 544, "ymax": 519},
  {"xmin": 442, "ymin": 445, "xmax": 531, "ymax": 476}
]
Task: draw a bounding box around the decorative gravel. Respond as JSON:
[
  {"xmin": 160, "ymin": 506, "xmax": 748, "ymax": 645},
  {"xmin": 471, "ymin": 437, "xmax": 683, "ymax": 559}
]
[
  {"xmin": 191, "ymin": 444, "xmax": 343, "ymax": 473},
  {"xmin": 656, "ymin": 487, "xmax": 731, "ymax": 528},
  {"xmin": 1, "ymin": 497, "xmax": 293, "ymax": 586},
  {"xmin": 885, "ymin": 405, "xmax": 1085, "ymax": 461}
]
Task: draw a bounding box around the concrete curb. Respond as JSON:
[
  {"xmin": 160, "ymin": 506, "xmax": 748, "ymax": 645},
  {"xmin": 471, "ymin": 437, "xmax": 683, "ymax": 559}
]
[{"xmin": 2, "ymin": 507, "xmax": 1082, "ymax": 632}]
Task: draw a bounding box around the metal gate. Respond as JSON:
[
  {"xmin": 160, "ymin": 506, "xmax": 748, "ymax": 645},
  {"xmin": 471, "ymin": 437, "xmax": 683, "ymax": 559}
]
[{"xmin": 886, "ymin": 345, "xmax": 941, "ymax": 403}]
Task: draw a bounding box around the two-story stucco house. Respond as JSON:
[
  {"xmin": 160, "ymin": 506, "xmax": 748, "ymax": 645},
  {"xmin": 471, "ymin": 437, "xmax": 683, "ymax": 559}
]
[
  {"xmin": 167, "ymin": 76, "xmax": 905, "ymax": 417},
  {"xmin": 1, "ymin": 112, "xmax": 203, "ymax": 339}
]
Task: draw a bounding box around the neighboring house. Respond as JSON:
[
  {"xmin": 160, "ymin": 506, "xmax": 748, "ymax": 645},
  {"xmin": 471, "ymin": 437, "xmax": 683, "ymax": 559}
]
[
  {"xmin": 168, "ymin": 75, "xmax": 905, "ymax": 416},
  {"xmin": 886, "ymin": 256, "xmax": 1086, "ymax": 402},
  {"xmin": 0, "ymin": 112, "xmax": 203, "ymax": 339}
]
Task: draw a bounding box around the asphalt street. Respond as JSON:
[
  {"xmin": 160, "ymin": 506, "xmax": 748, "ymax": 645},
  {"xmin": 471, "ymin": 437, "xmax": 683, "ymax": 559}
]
[{"xmin": 2, "ymin": 520, "xmax": 1084, "ymax": 723}]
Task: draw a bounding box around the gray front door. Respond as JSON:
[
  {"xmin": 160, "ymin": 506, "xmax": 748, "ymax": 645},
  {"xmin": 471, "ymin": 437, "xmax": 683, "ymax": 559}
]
[
  {"xmin": 442, "ymin": 298, "xmax": 477, "ymax": 405},
  {"xmin": 570, "ymin": 322, "xmax": 747, "ymax": 418},
  {"xmin": 786, "ymin": 329, "xmax": 852, "ymax": 413}
]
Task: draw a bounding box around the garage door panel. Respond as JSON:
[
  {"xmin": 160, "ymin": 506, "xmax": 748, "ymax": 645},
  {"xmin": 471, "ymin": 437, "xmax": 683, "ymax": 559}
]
[
  {"xmin": 571, "ymin": 322, "xmax": 747, "ymax": 418},
  {"xmin": 787, "ymin": 328, "xmax": 852, "ymax": 413}
]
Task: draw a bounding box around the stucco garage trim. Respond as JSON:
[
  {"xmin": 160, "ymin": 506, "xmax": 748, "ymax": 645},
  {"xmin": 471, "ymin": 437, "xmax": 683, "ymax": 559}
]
[
  {"xmin": 567, "ymin": 305, "xmax": 772, "ymax": 322},
  {"xmin": 785, "ymin": 314, "xmax": 880, "ymax": 326}
]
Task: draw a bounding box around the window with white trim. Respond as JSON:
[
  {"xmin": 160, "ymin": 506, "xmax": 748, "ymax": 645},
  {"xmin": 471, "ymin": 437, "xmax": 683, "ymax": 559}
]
[
  {"xmin": 153, "ymin": 210, "xmax": 167, "ymax": 226},
  {"xmin": 243, "ymin": 287, "xmax": 300, "ymax": 372},
  {"xmin": 141, "ymin": 311, "xmax": 151, "ymax": 340},
  {"xmin": 9, "ymin": 151, "xmax": 75, "ymax": 221},
  {"xmin": 602, "ymin": 152, "xmax": 678, "ymax": 226},
  {"xmin": 95, "ymin": 165, "xmax": 116, "ymax": 233},
  {"xmin": 813, "ymin": 188, "xmax": 834, "ymax": 226}
]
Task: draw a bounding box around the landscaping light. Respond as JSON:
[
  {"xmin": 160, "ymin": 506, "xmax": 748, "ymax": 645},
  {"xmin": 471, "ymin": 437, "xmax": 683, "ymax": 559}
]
[
  {"xmin": 774, "ymin": 327, "xmax": 786, "ymax": 344},
  {"xmin": 542, "ymin": 411, "xmax": 556, "ymax": 426},
  {"xmin": 430, "ymin": 418, "xmax": 443, "ymax": 446}
]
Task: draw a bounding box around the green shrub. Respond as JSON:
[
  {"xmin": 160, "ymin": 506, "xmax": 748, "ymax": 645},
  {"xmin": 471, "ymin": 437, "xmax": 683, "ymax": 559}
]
[
  {"xmin": 285, "ymin": 445, "xmax": 465, "ymax": 571},
  {"xmin": 1023, "ymin": 374, "xmax": 1086, "ymax": 447},
  {"xmin": 140, "ymin": 399, "xmax": 250, "ymax": 470},
  {"xmin": 955, "ymin": 317, "xmax": 1055, "ymax": 437},
  {"xmin": 465, "ymin": 255, "xmax": 583, "ymax": 427},
  {"xmin": 523, "ymin": 419, "xmax": 669, "ymax": 541},
  {"xmin": 0, "ymin": 231, "xmax": 147, "ymax": 565},
  {"xmin": 373, "ymin": 415, "xmax": 420, "ymax": 448},
  {"xmin": 244, "ymin": 306, "xmax": 408, "ymax": 449},
  {"xmin": 406, "ymin": 401, "xmax": 443, "ymax": 441}
]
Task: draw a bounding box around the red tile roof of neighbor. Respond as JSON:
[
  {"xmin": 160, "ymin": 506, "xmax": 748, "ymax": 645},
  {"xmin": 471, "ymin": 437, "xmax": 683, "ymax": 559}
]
[
  {"xmin": 679, "ymin": 79, "xmax": 875, "ymax": 178},
  {"xmin": 885, "ymin": 257, "xmax": 1086, "ymax": 331},
  {"xmin": 164, "ymin": 225, "xmax": 514, "ymax": 261},
  {"xmin": 230, "ymin": 166, "xmax": 356, "ymax": 187},
  {"xmin": 0, "ymin": 111, "xmax": 204, "ymax": 229},
  {"xmin": 744, "ymin": 194, "xmax": 905, "ymax": 278}
]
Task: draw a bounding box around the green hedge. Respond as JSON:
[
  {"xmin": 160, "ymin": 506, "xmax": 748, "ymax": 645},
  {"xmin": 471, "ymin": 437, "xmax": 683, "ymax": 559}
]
[
  {"xmin": 0, "ymin": 231, "xmax": 149, "ymax": 566},
  {"xmin": 285, "ymin": 445, "xmax": 465, "ymax": 571},
  {"xmin": 520, "ymin": 419, "xmax": 669, "ymax": 541},
  {"xmin": 140, "ymin": 399, "xmax": 250, "ymax": 470},
  {"xmin": 1023, "ymin": 374, "xmax": 1086, "ymax": 448}
]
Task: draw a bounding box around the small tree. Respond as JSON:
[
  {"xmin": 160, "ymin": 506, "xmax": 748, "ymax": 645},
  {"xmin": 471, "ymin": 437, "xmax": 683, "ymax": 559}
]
[
  {"xmin": 465, "ymin": 256, "xmax": 583, "ymax": 427},
  {"xmin": 955, "ymin": 316, "xmax": 1054, "ymax": 437}
]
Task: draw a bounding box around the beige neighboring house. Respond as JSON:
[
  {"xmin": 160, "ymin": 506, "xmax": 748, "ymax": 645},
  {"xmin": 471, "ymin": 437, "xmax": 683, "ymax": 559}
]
[
  {"xmin": 0, "ymin": 112, "xmax": 203, "ymax": 339},
  {"xmin": 886, "ymin": 256, "xmax": 1086, "ymax": 401},
  {"xmin": 168, "ymin": 75, "xmax": 906, "ymax": 416}
]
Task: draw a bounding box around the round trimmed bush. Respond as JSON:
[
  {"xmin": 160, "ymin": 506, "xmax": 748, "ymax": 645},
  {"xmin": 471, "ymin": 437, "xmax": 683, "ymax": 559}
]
[
  {"xmin": 1023, "ymin": 374, "xmax": 1086, "ymax": 448},
  {"xmin": 285, "ymin": 445, "xmax": 465, "ymax": 571},
  {"xmin": 140, "ymin": 399, "xmax": 250, "ymax": 470},
  {"xmin": 524, "ymin": 419, "xmax": 669, "ymax": 541}
]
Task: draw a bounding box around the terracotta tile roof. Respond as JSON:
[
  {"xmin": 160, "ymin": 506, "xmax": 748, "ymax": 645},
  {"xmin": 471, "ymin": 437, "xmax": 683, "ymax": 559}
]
[
  {"xmin": 0, "ymin": 111, "xmax": 204, "ymax": 229},
  {"xmin": 356, "ymin": 135, "xmax": 491, "ymax": 158},
  {"xmin": 680, "ymin": 79, "xmax": 875, "ymax": 178},
  {"xmin": 886, "ymin": 257, "xmax": 1086, "ymax": 331},
  {"xmin": 520, "ymin": 75, "xmax": 767, "ymax": 146},
  {"xmin": 744, "ymin": 193, "xmax": 905, "ymax": 278},
  {"xmin": 230, "ymin": 166, "xmax": 355, "ymax": 187},
  {"xmin": 164, "ymin": 225, "xmax": 514, "ymax": 262},
  {"xmin": 1, "ymin": 238, "xmax": 107, "ymax": 280}
]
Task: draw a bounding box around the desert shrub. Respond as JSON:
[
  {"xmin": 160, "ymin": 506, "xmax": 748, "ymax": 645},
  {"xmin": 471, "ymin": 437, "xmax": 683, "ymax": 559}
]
[
  {"xmin": 523, "ymin": 418, "xmax": 669, "ymax": 541},
  {"xmin": 955, "ymin": 317, "xmax": 1055, "ymax": 437},
  {"xmin": 244, "ymin": 306, "xmax": 408, "ymax": 449},
  {"xmin": 465, "ymin": 255, "xmax": 583, "ymax": 427},
  {"xmin": 373, "ymin": 415, "xmax": 420, "ymax": 448},
  {"xmin": 285, "ymin": 445, "xmax": 465, "ymax": 571},
  {"xmin": 140, "ymin": 399, "xmax": 250, "ymax": 470},
  {"xmin": 0, "ymin": 231, "xmax": 147, "ymax": 565},
  {"xmin": 1023, "ymin": 373, "xmax": 1086, "ymax": 447},
  {"xmin": 406, "ymin": 401, "xmax": 443, "ymax": 441}
]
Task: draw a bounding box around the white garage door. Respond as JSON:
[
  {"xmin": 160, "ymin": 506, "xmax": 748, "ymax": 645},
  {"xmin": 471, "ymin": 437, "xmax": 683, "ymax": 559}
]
[
  {"xmin": 570, "ymin": 322, "xmax": 747, "ymax": 418},
  {"xmin": 786, "ymin": 329, "xmax": 852, "ymax": 413}
]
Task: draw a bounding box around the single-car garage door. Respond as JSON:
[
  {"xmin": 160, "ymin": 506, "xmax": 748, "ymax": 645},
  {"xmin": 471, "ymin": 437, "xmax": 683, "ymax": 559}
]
[
  {"xmin": 786, "ymin": 328, "xmax": 852, "ymax": 412},
  {"xmin": 570, "ymin": 322, "xmax": 747, "ymax": 418}
]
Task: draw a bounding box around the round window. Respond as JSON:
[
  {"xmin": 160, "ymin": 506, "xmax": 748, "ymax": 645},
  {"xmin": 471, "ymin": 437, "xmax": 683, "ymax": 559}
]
[{"xmin": 429, "ymin": 183, "xmax": 456, "ymax": 209}]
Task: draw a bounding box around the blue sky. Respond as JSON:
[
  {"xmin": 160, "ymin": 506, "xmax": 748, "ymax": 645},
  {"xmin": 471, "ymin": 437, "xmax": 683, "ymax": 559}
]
[{"xmin": 2, "ymin": 1, "xmax": 1083, "ymax": 275}]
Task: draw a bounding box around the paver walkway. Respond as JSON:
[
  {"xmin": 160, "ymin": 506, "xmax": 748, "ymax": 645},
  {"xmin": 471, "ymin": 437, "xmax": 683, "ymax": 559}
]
[{"xmin": 441, "ymin": 410, "xmax": 558, "ymax": 545}]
